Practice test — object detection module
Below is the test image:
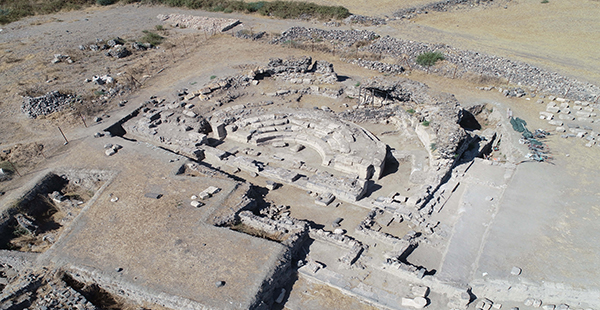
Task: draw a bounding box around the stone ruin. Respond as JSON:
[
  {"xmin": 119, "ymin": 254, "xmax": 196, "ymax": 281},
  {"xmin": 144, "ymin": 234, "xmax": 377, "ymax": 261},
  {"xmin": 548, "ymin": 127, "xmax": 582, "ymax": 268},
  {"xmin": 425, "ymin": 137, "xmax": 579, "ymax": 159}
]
[{"xmin": 157, "ymin": 14, "xmax": 241, "ymax": 33}]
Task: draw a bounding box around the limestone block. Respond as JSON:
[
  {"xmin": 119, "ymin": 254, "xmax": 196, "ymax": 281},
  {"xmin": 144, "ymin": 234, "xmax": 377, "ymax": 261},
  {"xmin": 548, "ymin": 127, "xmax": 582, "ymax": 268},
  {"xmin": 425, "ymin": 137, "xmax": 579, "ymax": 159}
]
[
  {"xmin": 547, "ymin": 102, "xmax": 557, "ymax": 108},
  {"xmin": 105, "ymin": 148, "xmax": 116, "ymax": 156},
  {"xmin": 577, "ymin": 117, "xmax": 594, "ymax": 123},
  {"xmin": 511, "ymin": 266, "xmax": 522, "ymax": 275},
  {"xmin": 542, "ymin": 305, "xmax": 555, "ymax": 310},
  {"xmin": 558, "ymin": 114, "xmax": 575, "ymax": 120},
  {"xmin": 212, "ymin": 122, "xmax": 227, "ymax": 140},
  {"xmin": 539, "ymin": 112, "xmax": 554, "ymax": 120},
  {"xmin": 401, "ymin": 297, "xmax": 428, "ymax": 309},
  {"xmin": 555, "ymin": 97, "xmax": 568, "ymax": 103},
  {"xmin": 546, "ymin": 106, "xmax": 560, "ymax": 113},
  {"xmin": 333, "ymin": 228, "xmax": 346, "ymax": 235},
  {"xmin": 191, "ymin": 200, "xmax": 204, "ymax": 208},
  {"xmin": 559, "ymin": 108, "xmax": 571, "ymax": 114},
  {"xmin": 584, "ymin": 106, "xmax": 594, "ymax": 112},
  {"xmin": 576, "ymin": 111, "xmax": 591, "ymax": 117},
  {"xmin": 273, "ymin": 141, "xmax": 288, "ymax": 148},
  {"xmin": 476, "ymin": 299, "xmax": 493, "ymax": 310},
  {"xmin": 183, "ymin": 110, "xmax": 197, "ymax": 118},
  {"xmin": 198, "ymin": 191, "xmax": 211, "ymax": 200},
  {"xmin": 205, "ymin": 186, "xmax": 221, "ymax": 195},
  {"xmin": 555, "ymin": 127, "xmax": 566, "ymax": 133},
  {"xmin": 548, "ymin": 120, "xmax": 563, "ymax": 126},
  {"xmin": 559, "ymin": 102, "xmax": 570, "ymax": 109},
  {"xmin": 411, "ymin": 285, "xmax": 429, "ymax": 298}
]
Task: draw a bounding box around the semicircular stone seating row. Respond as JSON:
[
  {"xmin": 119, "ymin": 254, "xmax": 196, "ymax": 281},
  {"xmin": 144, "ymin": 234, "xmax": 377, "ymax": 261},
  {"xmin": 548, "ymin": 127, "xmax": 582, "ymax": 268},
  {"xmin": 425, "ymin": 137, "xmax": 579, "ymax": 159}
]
[{"xmin": 225, "ymin": 112, "xmax": 387, "ymax": 180}]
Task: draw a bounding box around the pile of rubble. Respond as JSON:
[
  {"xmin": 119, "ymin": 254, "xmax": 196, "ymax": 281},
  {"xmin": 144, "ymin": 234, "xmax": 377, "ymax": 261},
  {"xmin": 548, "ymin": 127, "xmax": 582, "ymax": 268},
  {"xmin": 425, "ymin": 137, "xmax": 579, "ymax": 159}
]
[
  {"xmin": 393, "ymin": 0, "xmax": 498, "ymax": 19},
  {"xmin": 342, "ymin": 14, "xmax": 387, "ymax": 26},
  {"xmin": 78, "ymin": 38, "xmax": 133, "ymax": 59},
  {"xmin": 271, "ymin": 27, "xmax": 379, "ymax": 47},
  {"xmin": 21, "ymin": 91, "xmax": 78, "ymax": 118},
  {"xmin": 345, "ymin": 58, "xmax": 405, "ymax": 74},
  {"xmin": 157, "ymin": 14, "xmax": 241, "ymax": 33},
  {"xmin": 364, "ymin": 35, "xmax": 600, "ymax": 101},
  {"xmin": 271, "ymin": 27, "xmax": 600, "ymax": 102}
]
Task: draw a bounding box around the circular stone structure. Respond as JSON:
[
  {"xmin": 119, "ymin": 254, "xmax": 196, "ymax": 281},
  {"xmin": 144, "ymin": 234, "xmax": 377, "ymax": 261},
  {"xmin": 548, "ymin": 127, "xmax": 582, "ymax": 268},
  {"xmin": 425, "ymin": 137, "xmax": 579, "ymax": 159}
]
[{"xmin": 211, "ymin": 107, "xmax": 387, "ymax": 180}]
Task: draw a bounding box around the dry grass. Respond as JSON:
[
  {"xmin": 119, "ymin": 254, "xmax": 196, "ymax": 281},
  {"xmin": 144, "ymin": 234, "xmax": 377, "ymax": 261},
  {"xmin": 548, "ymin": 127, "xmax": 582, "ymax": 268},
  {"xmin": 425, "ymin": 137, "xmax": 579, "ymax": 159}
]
[
  {"xmin": 401, "ymin": 0, "xmax": 600, "ymax": 84},
  {"xmin": 260, "ymin": 0, "xmax": 434, "ymax": 16}
]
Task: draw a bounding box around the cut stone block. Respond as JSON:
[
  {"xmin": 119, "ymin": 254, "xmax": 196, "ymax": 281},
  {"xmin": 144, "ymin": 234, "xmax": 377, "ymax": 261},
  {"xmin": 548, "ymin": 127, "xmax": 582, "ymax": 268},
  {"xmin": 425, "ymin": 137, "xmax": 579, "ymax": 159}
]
[
  {"xmin": 401, "ymin": 297, "xmax": 428, "ymax": 309},
  {"xmin": 191, "ymin": 200, "xmax": 204, "ymax": 207},
  {"xmin": 511, "ymin": 266, "xmax": 522, "ymax": 275},
  {"xmin": 558, "ymin": 114, "xmax": 575, "ymax": 120},
  {"xmin": 198, "ymin": 191, "xmax": 211, "ymax": 200},
  {"xmin": 548, "ymin": 120, "xmax": 563, "ymax": 126},
  {"xmin": 272, "ymin": 141, "xmax": 288, "ymax": 148},
  {"xmin": 539, "ymin": 112, "xmax": 554, "ymax": 120},
  {"xmin": 411, "ymin": 285, "xmax": 429, "ymax": 298},
  {"xmin": 205, "ymin": 186, "xmax": 221, "ymax": 195}
]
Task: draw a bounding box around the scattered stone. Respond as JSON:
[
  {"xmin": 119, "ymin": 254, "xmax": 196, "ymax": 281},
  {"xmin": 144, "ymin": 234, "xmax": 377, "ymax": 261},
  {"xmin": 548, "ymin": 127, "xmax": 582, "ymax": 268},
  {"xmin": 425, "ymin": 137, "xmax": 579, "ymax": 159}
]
[
  {"xmin": 105, "ymin": 148, "xmax": 116, "ymax": 156},
  {"xmin": 511, "ymin": 266, "xmax": 522, "ymax": 275},
  {"xmin": 52, "ymin": 54, "xmax": 72, "ymax": 64},
  {"xmin": 215, "ymin": 281, "xmax": 226, "ymax": 287},
  {"xmin": 106, "ymin": 45, "xmax": 131, "ymax": 58},
  {"xmin": 110, "ymin": 196, "xmax": 119, "ymax": 202},
  {"xmin": 333, "ymin": 228, "xmax": 346, "ymax": 235}
]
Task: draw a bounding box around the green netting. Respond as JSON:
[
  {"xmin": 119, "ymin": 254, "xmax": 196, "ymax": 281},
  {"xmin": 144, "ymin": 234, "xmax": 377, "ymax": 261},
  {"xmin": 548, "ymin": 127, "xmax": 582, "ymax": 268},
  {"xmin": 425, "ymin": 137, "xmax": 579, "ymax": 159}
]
[{"xmin": 510, "ymin": 117, "xmax": 528, "ymax": 133}]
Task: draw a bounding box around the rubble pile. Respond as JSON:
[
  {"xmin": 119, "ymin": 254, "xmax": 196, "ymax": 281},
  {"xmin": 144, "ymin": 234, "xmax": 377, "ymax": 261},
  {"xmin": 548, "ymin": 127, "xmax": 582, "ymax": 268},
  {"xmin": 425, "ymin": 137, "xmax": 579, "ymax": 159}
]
[
  {"xmin": 21, "ymin": 91, "xmax": 78, "ymax": 118},
  {"xmin": 394, "ymin": 0, "xmax": 497, "ymax": 19},
  {"xmin": 343, "ymin": 14, "xmax": 387, "ymax": 26},
  {"xmin": 271, "ymin": 27, "xmax": 379, "ymax": 47},
  {"xmin": 254, "ymin": 56, "xmax": 339, "ymax": 85},
  {"xmin": 271, "ymin": 27, "xmax": 600, "ymax": 101},
  {"xmin": 364, "ymin": 35, "xmax": 600, "ymax": 101}
]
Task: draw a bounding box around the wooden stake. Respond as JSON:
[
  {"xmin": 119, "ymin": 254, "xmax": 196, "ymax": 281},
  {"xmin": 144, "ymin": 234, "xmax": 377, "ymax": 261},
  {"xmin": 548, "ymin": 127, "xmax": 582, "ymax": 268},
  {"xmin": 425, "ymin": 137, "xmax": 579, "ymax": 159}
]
[
  {"xmin": 58, "ymin": 126, "xmax": 68, "ymax": 145},
  {"xmin": 565, "ymin": 83, "xmax": 572, "ymax": 96},
  {"xmin": 8, "ymin": 160, "xmax": 21, "ymax": 177},
  {"xmin": 79, "ymin": 112, "xmax": 87, "ymax": 128}
]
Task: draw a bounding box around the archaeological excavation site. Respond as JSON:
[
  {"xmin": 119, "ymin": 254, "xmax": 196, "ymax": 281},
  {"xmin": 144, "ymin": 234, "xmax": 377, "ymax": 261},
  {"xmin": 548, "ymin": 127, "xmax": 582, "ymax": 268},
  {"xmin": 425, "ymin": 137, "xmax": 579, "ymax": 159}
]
[{"xmin": 1, "ymin": 1, "xmax": 600, "ymax": 310}]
